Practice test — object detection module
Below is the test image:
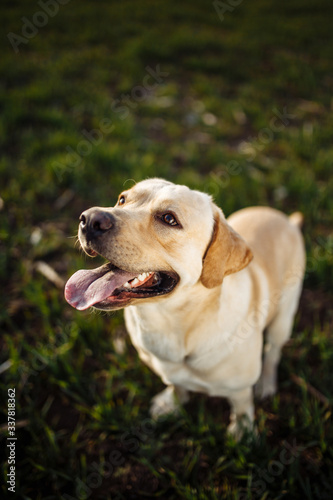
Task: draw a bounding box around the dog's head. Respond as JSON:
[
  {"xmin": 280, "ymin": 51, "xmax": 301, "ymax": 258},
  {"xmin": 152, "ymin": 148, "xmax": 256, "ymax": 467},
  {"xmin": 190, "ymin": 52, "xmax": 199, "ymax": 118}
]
[{"xmin": 65, "ymin": 178, "xmax": 252, "ymax": 311}]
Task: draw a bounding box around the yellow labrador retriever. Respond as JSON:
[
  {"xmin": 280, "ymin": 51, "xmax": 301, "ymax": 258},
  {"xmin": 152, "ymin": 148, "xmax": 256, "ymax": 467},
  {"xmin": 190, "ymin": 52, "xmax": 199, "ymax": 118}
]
[{"xmin": 65, "ymin": 179, "xmax": 305, "ymax": 437}]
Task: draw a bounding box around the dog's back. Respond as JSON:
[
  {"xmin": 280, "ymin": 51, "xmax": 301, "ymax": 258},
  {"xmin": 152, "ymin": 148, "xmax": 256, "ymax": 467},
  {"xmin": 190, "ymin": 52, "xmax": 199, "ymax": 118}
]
[{"xmin": 227, "ymin": 206, "xmax": 305, "ymax": 296}]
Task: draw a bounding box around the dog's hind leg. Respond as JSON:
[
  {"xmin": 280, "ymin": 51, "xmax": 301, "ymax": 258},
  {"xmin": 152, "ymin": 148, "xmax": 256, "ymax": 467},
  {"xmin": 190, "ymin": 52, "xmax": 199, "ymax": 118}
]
[{"xmin": 255, "ymin": 279, "xmax": 303, "ymax": 399}]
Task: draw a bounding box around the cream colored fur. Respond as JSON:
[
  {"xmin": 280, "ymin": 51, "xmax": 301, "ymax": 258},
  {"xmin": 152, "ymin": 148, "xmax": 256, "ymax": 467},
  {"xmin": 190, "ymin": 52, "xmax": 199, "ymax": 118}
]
[{"xmin": 89, "ymin": 179, "xmax": 306, "ymax": 437}]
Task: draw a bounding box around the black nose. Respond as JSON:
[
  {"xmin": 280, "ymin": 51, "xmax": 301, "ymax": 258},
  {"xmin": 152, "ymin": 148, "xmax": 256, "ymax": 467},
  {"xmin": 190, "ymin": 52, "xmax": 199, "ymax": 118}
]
[{"xmin": 79, "ymin": 208, "xmax": 114, "ymax": 237}]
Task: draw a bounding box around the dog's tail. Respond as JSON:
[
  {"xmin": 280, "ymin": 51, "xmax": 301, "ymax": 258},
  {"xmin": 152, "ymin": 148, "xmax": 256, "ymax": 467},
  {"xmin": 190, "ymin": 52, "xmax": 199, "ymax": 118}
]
[{"xmin": 289, "ymin": 211, "xmax": 304, "ymax": 228}]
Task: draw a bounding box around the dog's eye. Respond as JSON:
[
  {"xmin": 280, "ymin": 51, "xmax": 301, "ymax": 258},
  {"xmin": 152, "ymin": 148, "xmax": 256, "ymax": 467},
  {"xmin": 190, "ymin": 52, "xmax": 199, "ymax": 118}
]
[
  {"xmin": 162, "ymin": 213, "xmax": 178, "ymax": 226},
  {"xmin": 118, "ymin": 195, "xmax": 126, "ymax": 205}
]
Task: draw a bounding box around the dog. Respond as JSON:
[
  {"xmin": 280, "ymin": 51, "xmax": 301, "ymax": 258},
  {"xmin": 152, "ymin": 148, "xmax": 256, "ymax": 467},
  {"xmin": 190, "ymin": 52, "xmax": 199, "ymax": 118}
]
[{"xmin": 65, "ymin": 178, "xmax": 305, "ymax": 437}]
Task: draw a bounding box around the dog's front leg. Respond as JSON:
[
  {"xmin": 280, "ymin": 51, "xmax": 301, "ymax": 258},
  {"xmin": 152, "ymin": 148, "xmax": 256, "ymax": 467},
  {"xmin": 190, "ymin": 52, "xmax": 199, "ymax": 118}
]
[
  {"xmin": 150, "ymin": 385, "xmax": 190, "ymax": 419},
  {"xmin": 227, "ymin": 387, "xmax": 255, "ymax": 440}
]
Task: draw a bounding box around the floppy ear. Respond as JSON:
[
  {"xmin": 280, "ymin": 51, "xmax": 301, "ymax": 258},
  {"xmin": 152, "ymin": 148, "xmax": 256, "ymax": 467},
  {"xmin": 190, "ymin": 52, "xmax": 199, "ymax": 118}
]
[{"xmin": 201, "ymin": 207, "xmax": 253, "ymax": 289}]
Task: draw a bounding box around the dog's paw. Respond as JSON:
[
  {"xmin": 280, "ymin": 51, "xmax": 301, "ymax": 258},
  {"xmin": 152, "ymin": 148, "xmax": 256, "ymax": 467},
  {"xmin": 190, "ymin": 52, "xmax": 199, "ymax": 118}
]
[
  {"xmin": 254, "ymin": 374, "xmax": 277, "ymax": 400},
  {"xmin": 227, "ymin": 414, "xmax": 257, "ymax": 441},
  {"xmin": 150, "ymin": 386, "xmax": 186, "ymax": 420}
]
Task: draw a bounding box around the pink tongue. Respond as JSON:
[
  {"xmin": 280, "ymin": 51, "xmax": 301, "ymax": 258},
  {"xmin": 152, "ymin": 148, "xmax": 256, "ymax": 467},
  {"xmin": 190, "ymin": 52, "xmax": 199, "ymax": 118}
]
[{"xmin": 64, "ymin": 264, "xmax": 137, "ymax": 310}]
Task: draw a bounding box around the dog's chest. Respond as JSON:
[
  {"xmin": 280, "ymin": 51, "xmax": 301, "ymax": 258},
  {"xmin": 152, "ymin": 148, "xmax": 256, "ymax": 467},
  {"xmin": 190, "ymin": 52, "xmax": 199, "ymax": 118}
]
[
  {"xmin": 125, "ymin": 307, "xmax": 186, "ymax": 363},
  {"xmin": 124, "ymin": 306, "xmax": 262, "ymax": 394}
]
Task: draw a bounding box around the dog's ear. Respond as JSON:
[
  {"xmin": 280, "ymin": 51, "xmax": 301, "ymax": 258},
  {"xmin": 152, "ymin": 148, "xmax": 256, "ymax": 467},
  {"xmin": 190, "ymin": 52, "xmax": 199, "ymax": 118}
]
[{"xmin": 201, "ymin": 207, "xmax": 253, "ymax": 289}]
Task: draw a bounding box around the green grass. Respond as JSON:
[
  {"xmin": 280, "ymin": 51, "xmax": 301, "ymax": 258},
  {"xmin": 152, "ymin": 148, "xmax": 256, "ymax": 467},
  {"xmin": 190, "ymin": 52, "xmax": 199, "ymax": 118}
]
[{"xmin": 1, "ymin": 0, "xmax": 333, "ymax": 498}]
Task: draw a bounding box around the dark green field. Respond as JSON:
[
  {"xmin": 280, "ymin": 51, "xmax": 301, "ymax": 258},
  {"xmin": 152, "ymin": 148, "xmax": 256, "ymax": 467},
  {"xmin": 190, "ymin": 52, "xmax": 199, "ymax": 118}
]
[{"xmin": 1, "ymin": 0, "xmax": 333, "ymax": 498}]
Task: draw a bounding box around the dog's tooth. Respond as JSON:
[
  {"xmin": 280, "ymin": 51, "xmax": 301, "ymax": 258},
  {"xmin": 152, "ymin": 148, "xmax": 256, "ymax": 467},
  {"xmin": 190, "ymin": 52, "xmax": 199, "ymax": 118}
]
[
  {"xmin": 124, "ymin": 281, "xmax": 131, "ymax": 289},
  {"xmin": 128, "ymin": 272, "xmax": 153, "ymax": 288}
]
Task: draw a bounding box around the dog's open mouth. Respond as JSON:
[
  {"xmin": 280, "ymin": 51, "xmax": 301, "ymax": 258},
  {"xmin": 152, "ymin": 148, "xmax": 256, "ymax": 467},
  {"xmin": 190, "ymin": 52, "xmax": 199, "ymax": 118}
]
[{"xmin": 65, "ymin": 262, "xmax": 179, "ymax": 310}]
